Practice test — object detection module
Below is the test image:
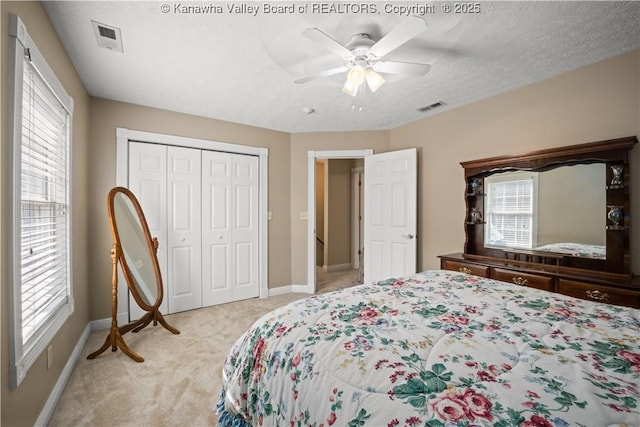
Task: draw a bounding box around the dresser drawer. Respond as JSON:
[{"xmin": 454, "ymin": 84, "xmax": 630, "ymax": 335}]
[
  {"xmin": 557, "ymin": 279, "xmax": 640, "ymax": 308},
  {"xmin": 441, "ymin": 260, "xmax": 489, "ymax": 278},
  {"xmin": 491, "ymin": 268, "xmax": 552, "ymax": 291}
]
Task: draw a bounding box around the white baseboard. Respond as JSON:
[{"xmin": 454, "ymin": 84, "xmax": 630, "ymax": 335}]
[
  {"xmin": 324, "ymin": 263, "xmax": 352, "ymax": 272},
  {"xmin": 90, "ymin": 311, "xmax": 129, "ymax": 331},
  {"xmin": 35, "ymin": 323, "xmax": 91, "ymax": 427},
  {"xmin": 268, "ymin": 285, "xmax": 293, "ymax": 296},
  {"xmin": 269, "ymin": 284, "xmax": 315, "ymax": 296},
  {"xmin": 291, "ymin": 284, "xmax": 314, "ymax": 293}
]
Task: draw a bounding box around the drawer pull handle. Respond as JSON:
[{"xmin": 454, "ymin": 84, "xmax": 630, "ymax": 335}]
[
  {"xmin": 459, "ymin": 267, "xmax": 472, "ymax": 275},
  {"xmin": 586, "ymin": 290, "xmax": 609, "ymax": 302},
  {"xmin": 512, "ymin": 276, "xmax": 529, "ymax": 286}
]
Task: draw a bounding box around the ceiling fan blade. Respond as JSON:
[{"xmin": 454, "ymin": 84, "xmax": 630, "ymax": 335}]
[
  {"xmin": 374, "ymin": 61, "xmax": 431, "ymax": 78},
  {"xmin": 302, "ymin": 28, "xmax": 353, "ymax": 60},
  {"xmin": 294, "ymin": 66, "xmax": 349, "ymax": 84},
  {"xmin": 369, "ymin": 16, "xmax": 427, "ymax": 59}
]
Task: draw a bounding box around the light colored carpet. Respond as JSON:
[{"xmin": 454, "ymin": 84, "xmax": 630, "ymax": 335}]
[{"xmin": 48, "ymin": 270, "xmax": 361, "ymax": 427}]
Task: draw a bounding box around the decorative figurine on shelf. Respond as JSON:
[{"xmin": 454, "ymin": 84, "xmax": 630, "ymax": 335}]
[
  {"xmin": 607, "ymin": 205, "xmax": 623, "ymax": 226},
  {"xmin": 470, "ymin": 207, "xmax": 482, "ymax": 224},
  {"xmin": 469, "ymin": 178, "xmax": 481, "ymax": 195},
  {"xmin": 610, "ymin": 165, "xmax": 623, "ymax": 186}
]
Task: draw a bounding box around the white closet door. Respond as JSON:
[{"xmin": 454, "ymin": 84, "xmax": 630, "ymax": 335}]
[
  {"xmin": 202, "ymin": 152, "xmax": 259, "ymax": 306},
  {"xmin": 202, "ymin": 152, "xmax": 233, "ymax": 305},
  {"xmin": 167, "ymin": 146, "xmax": 202, "ymax": 313},
  {"xmin": 231, "ymin": 154, "xmax": 259, "ymax": 301},
  {"xmin": 128, "ymin": 142, "xmax": 168, "ymax": 319}
]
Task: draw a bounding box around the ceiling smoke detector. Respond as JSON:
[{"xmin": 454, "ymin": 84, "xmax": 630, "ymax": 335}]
[{"xmin": 91, "ymin": 20, "xmax": 124, "ymax": 53}]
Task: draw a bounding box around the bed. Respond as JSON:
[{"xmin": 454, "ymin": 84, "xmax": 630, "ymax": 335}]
[
  {"xmin": 216, "ymin": 270, "xmax": 640, "ymax": 426},
  {"xmin": 533, "ymin": 243, "xmax": 606, "ymax": 260}
]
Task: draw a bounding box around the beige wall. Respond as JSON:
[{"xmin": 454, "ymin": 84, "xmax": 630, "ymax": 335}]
[
  {"xmin": 88, "ymin": 98, "xmax": 291, "ymax": 320},
  {"xmin": 289, "ymin": 131, "xmax": 391, "ymax": 285},
  {"xmin": 1, "ymin": 2, "xmax": 91, "ymax": 426},
  {"xmin": 537, "ymin": 164, "xmax": 606, "ymax": 246},
  {"xmin": 326, "ymin": 159, "xmax": 352, "ymax": 267},
  {"xmin": 390, "ymin": 50, "xmax": 640, "ymax": 273}
]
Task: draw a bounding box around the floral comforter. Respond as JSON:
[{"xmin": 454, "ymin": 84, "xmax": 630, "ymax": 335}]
[
  {"xmin": 217, "ymin": 270, "xmax": 640, "ymax": 427},
  {"xmin": 534, "ymin": 243, "xmax": 606, "ymax": 260}
]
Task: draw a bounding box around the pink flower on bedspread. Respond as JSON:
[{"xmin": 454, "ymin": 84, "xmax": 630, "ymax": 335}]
[
  {"xmin": 291, "ymin": 352, "xmax": 301, "ymax": 367},
  {"xmin": 520, "ymin": 415, "xmax": 553, "ymax": 427},
  {"xmin": 618, "ymin": 350, "xmax": 640, "ymax": 368},
  {"xmin": 358, "ymin": 307, "xmax": 379, "ymax": 324},
  {"xmin": 327, "ymin": 412, "xmax": 337, "ymax": 425},
  {"xmin": 441, "ymin": 314, "xmax": 469, "ymax": 325},
  {"xmin": 462, "ymin": 389, "xmax": 493, "ymax": 421},
  {"xmin": 430, "ymin": 394, "xmax": 469, "ymax": 422},
  {"xmin": 251, "ymin": 337, "xmax": 266, "ymax": 380}
]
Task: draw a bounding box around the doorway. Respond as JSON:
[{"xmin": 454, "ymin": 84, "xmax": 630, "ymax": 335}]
[{"xmin": 306, "ymin": 150, "xmax": 373, "ymax": 294}]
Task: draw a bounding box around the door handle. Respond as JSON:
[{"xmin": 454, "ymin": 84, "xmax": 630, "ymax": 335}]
[{"xmin": 402, "ymin": 234, "xmax": 415, "ymax": 239}]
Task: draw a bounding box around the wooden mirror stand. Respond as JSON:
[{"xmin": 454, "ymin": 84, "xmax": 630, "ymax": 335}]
[{"xmin": 88, "ymin": 187, "xmax": 179, "ymax": 362}]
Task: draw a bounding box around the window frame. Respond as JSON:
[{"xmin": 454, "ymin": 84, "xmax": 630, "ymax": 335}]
[
  {"xmin": 8, "ymin": 14, "xmax": 74, "ymax": 388},
  {"xmin": 484, "ymin": 171, "xmax": 539, "ymax": 250}
]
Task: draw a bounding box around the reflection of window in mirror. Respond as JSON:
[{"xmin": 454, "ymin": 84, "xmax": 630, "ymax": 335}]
[{"xmin": 484, "ymin": 172, "xmax": 539, "ymax": 249}]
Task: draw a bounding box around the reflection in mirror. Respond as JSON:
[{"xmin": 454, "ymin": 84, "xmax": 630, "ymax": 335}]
[
  {"xmin": 484, "ymin": 163, "xmax": 606, "ymax": 259},
  {"xmin": 113, "ymin": 193, "xmax": 158, "ymax": 307},
  {"xmin": 87, "ymin": 187, "xmax": 179, "ymax": 363}
]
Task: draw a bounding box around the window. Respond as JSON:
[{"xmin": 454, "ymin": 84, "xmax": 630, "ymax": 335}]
[
  {"xmin": 485, "ymin": 173, "xmax": 538, "ymax": 249},
  {"xmin": 9, "ymin": 14, "xmax": 74, "ymax": 387}
]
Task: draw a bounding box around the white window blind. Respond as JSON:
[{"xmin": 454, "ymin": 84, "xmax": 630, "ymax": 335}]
[
  {"xmin": 485, "ymin": 179, "xmax": 534, "ymax": 248},
  {"xmin": 20, "ymin": 55, "xmax": 70, "ymax": 343},
  {"xmin": 9, "ymin": 14, "xmax": 74, "ymax": 388}
]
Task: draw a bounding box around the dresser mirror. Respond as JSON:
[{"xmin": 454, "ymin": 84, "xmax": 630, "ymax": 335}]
[
  {"xmin": 462, "ymin": 136, "xmax": 636, "ymax": 277},
  {"xmin": 483, "ymin": 163, "xmax": 606, "ymax": 259},
  {"xmin": 88, "ymin": 186, "xmax": 179, "ymax": 363}
]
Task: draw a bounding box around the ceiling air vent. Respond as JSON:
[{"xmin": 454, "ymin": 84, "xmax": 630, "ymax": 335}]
[
  {"xmin": 417, "ymin": 101, "xmax": 447, "ymax": 113},
  {"xmin": 91, "ymin": 20, "xmax": 124, "ymax": 53}
]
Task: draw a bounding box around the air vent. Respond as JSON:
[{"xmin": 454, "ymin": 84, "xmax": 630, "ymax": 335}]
[
  {"xmin": 417, "ymin": 101, "xmax": 447, "ymax": 113},
  {"xmin": 91, "ymin": 20, "xmax": 123, "ymax": 53}
]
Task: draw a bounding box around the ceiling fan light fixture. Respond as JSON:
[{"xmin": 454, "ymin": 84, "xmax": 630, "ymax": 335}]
[
  {"xmin": 365, "ymin": 69, "xmax": 385, "ymax": 93},
  {"xmin": 342, "ymin": 79, "xmax": 359, "ymax": 96},
  {"xmin": 346, "ymin": 64, "xmax": 365, "ymax": 85}
]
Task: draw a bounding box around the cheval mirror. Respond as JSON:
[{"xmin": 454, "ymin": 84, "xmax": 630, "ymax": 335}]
[{"xmin": 87, "ymin": 186, "xmax": 179, "ymax": 362}]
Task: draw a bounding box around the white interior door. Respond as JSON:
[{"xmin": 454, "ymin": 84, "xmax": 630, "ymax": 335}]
[
  {"xmin": 128, "ymin": 142, "xmax": 168, "ymax": 319},
  {"xmin": 202, "ymin": 152, "xmax": 259, "ymax": 306},
  {"xmin": 167, "ymin": 146, "xmax": 202, "ymax": 312},
  {"xmin": 364, "ymin": 148, "xmax": 417, "ymax": 283}
]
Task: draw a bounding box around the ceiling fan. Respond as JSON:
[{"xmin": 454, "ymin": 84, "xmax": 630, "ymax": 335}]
[{"xmin": 294, "ymin": 16, "xmax": 431, "ymax": 96}]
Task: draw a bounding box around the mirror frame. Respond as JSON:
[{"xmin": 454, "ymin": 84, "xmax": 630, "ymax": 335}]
[
  {"xmin": 107, "ymin": 186, "xmax": 163, "ymax": 311},
  {"xmin": 460, "ymin": 136, "xmax": 637, "ymax": 276}
]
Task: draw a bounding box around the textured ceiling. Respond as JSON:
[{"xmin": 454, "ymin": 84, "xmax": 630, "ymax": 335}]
[{"xmin": 43, "ymin": 1, "xmax": 640, "ymax": 133}]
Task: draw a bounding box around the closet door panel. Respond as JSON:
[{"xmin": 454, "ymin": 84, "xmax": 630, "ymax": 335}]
[
  {"xmin": 232, "ymin": 155, "xmax": 259, "ymax": 300},
  {"xmin": 128, "ymin": 142, "xmax": 168, "ymax": 319},
  {"xmin": 167, "ymin": 146, "xmax": 202, "ymax": 313},
  {"xmin": 202, "ymin": 152, "xmax": 233, "ymax": 305}
]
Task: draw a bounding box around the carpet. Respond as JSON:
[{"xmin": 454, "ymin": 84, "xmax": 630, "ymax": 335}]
[{"xmin": 49, "ymin": 269, "xmax": 361, "ymax": 426}]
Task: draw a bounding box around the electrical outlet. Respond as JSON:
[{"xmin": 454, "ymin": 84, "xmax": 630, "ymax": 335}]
[
  {"xmin": 300, "ymin": 211, "xmax": 308, "ymax": 220},
  {"xmin": 47, "ymin": 345, "xmax": 53, "ymax": 369}
]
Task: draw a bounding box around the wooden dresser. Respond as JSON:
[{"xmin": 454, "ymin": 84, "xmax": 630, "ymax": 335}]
[
  {"xmin": 439, "ymin": 253, "xmax": 640, "ymax": 308},
  {"xmin": 440, "ymin": 136, "xmax": 639, "ymax": 309}
]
